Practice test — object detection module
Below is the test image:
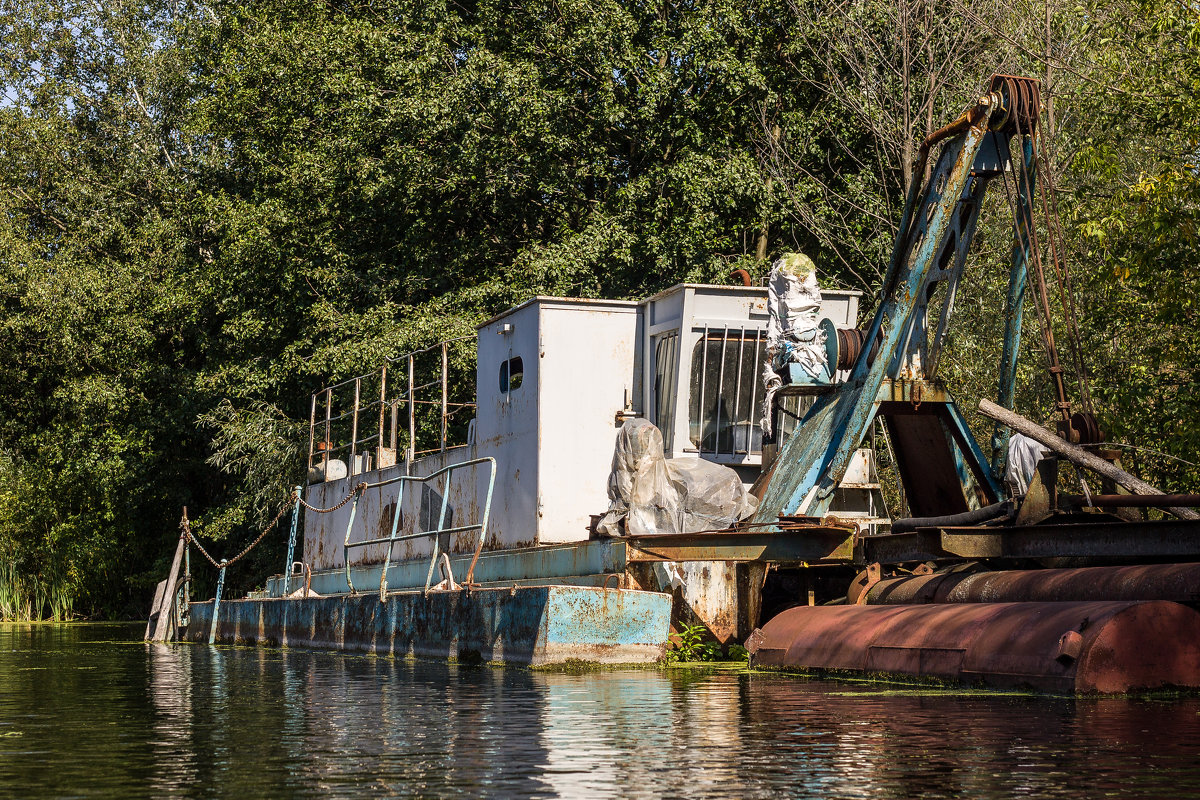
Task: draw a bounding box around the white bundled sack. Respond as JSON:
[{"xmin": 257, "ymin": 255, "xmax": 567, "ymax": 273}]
[
  {"xmin": 1005, "ymin": 432, "xmax": 1047, "ymax": 495},
  {"xmin": 766, "ymin": 252, "xmax": 826, "ymax": 379}
]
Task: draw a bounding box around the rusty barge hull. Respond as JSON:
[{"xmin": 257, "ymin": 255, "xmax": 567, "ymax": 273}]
[
  {"xmin": 185, "ymin": 585, "xmax": 673, "ymax": 666},
  {"xmin": 747, "ymin": 600, "xmax": 1200, "ymax": 694}
]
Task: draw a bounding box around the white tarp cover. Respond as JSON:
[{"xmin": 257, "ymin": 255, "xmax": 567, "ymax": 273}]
[
  {"xmin": 598, "ymin": 419, "xmax": 759, "ymax": 536},
  {"xmin": 761, "ymin": 252, "xmax": 826, "ymax": 434},
  {"xmin": 1005, "ymin": 432, "xmax": 1047, "ymax": 494},
  {"xmin": 766, "ymin": 252, "xmax": 826, "ymax": 377}
]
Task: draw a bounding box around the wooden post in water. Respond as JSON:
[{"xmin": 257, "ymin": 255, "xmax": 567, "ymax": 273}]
[{"xmin": 146, "ymin": 529, "xmax": 187, "ymax": 642}]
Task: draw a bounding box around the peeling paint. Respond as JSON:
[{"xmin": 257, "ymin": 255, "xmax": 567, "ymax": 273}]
[{"xmin": 187, "ymin": 585, "xmax": 672, "ymax": 666}]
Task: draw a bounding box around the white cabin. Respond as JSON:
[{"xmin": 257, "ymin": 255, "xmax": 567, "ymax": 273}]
[{"xmin": 301, "ymin": 283, "xmax": 865, "ymax": 574}]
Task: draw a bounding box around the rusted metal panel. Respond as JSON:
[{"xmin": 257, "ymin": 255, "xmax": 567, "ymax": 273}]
[
  {"xmin": 747, "ymin": 600, "xmax": 1200, "ymax": 693},
  {"xmin": 882, "ymin": 410, "xmax": 971, "ymax": 517},
  {"xmin": 187, "ymin": 584, "xmax": 671, "ymax": 666},
  {"xmin": 740, "ymin": 561, "xmax": 767, "ymax": 638},
  {"xmin": 304, "ymin": 448, "xmax": 484, "ymax": 572},
  {"xmin": 866, "ymin": 563, "xmax": 1200, "ymax": 605},
  {"xmin": 625, "ymin": 528, "xmax": 856, "ymax": 564},
  {"xmin": 861, "ymin": 520, "xmax": 1200, "ymax": 563},
  {"xmin": 625, "ymin": 560, "xmax": 769, "ymax": 645},
  {"xmin": 673, "ymin": 561, "xmax": 741, "ymax": 643}
]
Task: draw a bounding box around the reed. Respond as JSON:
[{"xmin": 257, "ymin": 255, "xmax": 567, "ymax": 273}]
[
  {"xmin": 0, "ymin": 557, "xmax": 75, "ymax": 622},
  {"xmin": 0, "ymin": 560, "xmax": 26, "ymax": 621}
]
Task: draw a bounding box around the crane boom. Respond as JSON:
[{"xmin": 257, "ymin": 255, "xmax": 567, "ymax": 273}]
[{"xmin": 755, "ymin": 74, "xmax": 1045, "ymax": 524}]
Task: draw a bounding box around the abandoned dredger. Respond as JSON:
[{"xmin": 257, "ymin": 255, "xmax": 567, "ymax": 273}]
[{"xmin": 150, "ymin": 74, "xmax": 1200, "ymax": 693}]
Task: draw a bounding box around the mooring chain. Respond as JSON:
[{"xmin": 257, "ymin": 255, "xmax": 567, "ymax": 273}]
[
  {"xmin": 179, "ymin": 514, "xmax": 222, "ymax": 569},
  {"xmin": 227, "ymin": 498, "xmax": 295, "ymax": 567},
  {"xmin": 179, "ymin": 492, "xmax": 296, "ymax": 570},
  {"xmin": 296, "ymin": 483, "xmax": 364, "ymax": 514}
]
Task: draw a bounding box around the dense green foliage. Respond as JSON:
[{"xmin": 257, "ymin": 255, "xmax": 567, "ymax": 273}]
[{"xmin": 1, "ymin": 0, "xmax": 1198, "ymax": 618}]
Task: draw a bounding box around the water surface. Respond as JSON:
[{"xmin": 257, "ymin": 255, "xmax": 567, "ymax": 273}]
[{"xmin": 2, "ymin": 624, "xmax": 1198, "ymax": 798}]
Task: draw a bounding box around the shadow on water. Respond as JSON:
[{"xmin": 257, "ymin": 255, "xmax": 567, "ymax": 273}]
[{"xmin": 2, "ymin": 623, "xmax": 1199, "ymax": 799}]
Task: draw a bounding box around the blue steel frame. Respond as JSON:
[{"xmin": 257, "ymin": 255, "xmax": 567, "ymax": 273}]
[
  {"xmin": 755, "ymin": 82, "xmax": 1041, "ymax": 524},
  {"xmin": 342, "ymin": 457, "xmax": 497, "ymax": 598},
  {"xmin": 281, "ymin": 486, "xmax": 303, "ymax": 594},
  {"xmin": 992, "ymin": 133, "xmax": 1039, "ymax": 472}
]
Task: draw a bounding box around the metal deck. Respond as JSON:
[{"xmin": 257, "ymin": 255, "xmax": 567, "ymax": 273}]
[
  {"xmin": 265, "ymin": 528, "xmax": 862, "ymax": 598},
  {"xmin": 267, "ymin": 517, "xmax": 1200, "ymax": 603}
]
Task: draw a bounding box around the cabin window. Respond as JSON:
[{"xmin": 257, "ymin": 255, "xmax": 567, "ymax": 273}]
[
  {"xmin": 652, "ymin": 332, "xmax": 679, "ymax": 452},
  {"xmin": 499, "ymin": 357, "xmax": 524, "ymax": 392},
  {"xmin": 688, "ymin": 330, "xmax": 765, "ymax": 455}
]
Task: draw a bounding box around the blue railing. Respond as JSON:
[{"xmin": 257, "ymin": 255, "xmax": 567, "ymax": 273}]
[{"xmin": 342, "ymin": 457, "xmax": 497, "ymax": 597}]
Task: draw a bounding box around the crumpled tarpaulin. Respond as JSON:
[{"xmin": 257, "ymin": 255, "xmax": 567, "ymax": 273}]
[
  {"xmin": 598, "ymin": 419, "xmax": 759, "ymax": 536},
  {"xmin": 761, "ymin": 252, "xmax": 827, "ymax": 435},
  {"xmin": 1005, "ymin": 431, "xmax": 1047, "ymax": 494}
]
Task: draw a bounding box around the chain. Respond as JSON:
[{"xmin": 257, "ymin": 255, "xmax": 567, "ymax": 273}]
[
  {"xmin": 179, "ymin": 491, "xmax": 297, "ymax": 570},
  {"xmin": 296, "ymin": 483, "xmax": 364, "ymax": 514},
  {"xmin": 179, "ymin": 482, "xmax": 365, "ymax": 580},
  {"xmin": 180, "ymin": 513, "xmax": 221, "ymax": 568},
  {"xmin": 226, "ymin": 497, "xmax": 294, "ymax": 566}
]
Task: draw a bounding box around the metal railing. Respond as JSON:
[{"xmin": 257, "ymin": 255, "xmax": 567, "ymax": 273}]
[
  {"xmin": 342, "ymin": 457, "xmax": 497, "ymax": 598},
  {"xmin": 690, "ymin": 325, "xmax": 766, "ymax": 458},
  {"xmin": 307, "ymin": 336, "xmax": 476, "ymax": 480}
]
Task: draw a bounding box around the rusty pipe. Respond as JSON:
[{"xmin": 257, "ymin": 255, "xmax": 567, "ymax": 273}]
[
  {"xmin": 729, "ymin": 268, "xmax": 753, "ymax": 287},
  {"xmin": 890, "ymin": 500, "xmax": 1014, "ymax": 534},
  {"xmin": 747, "ymin": 600, "xmax": 1200, "ymax": 693},
  {"xmin": 911, "ymin": 101, "xmax": 991, "ymax": 191},
  {"xmin": 863, "ymin": 562, "xmax": 1200, "ymax": 606},
  {"xmin": 1084, "ymin": 494, "xmax": 1200, "ymax": 508}
]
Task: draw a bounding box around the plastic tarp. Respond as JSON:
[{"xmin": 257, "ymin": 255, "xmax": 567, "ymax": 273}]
[
  {"xmin": 598, "ymin": 419, "xmax": 759, "ymax": 536},
  {"xmin": 1005, "ymin": 432, "xmax": 1047, "ymax": 495},
  {"xmin": 762, "ymin": 252, "xmax": 826, "ymax": 434},
  {"xmin": 766, "ymin": 253, "xmax": 826, "ymax": 378}
]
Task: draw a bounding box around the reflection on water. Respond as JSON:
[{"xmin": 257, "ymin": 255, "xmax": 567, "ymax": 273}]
[{"xmin": 1, "ymin": 624, "xmax": 1199, "ymax": 798}]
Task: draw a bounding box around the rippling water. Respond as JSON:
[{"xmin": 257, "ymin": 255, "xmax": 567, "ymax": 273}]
[{"xmin": 2, "ymin": 624, "xmax": 1200, "ymax": 798}]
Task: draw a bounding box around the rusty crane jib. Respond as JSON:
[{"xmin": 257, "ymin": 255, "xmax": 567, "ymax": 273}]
[{"xmin": 753, "ymin": 73, "xmax": 1096, "ymax": 529}]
